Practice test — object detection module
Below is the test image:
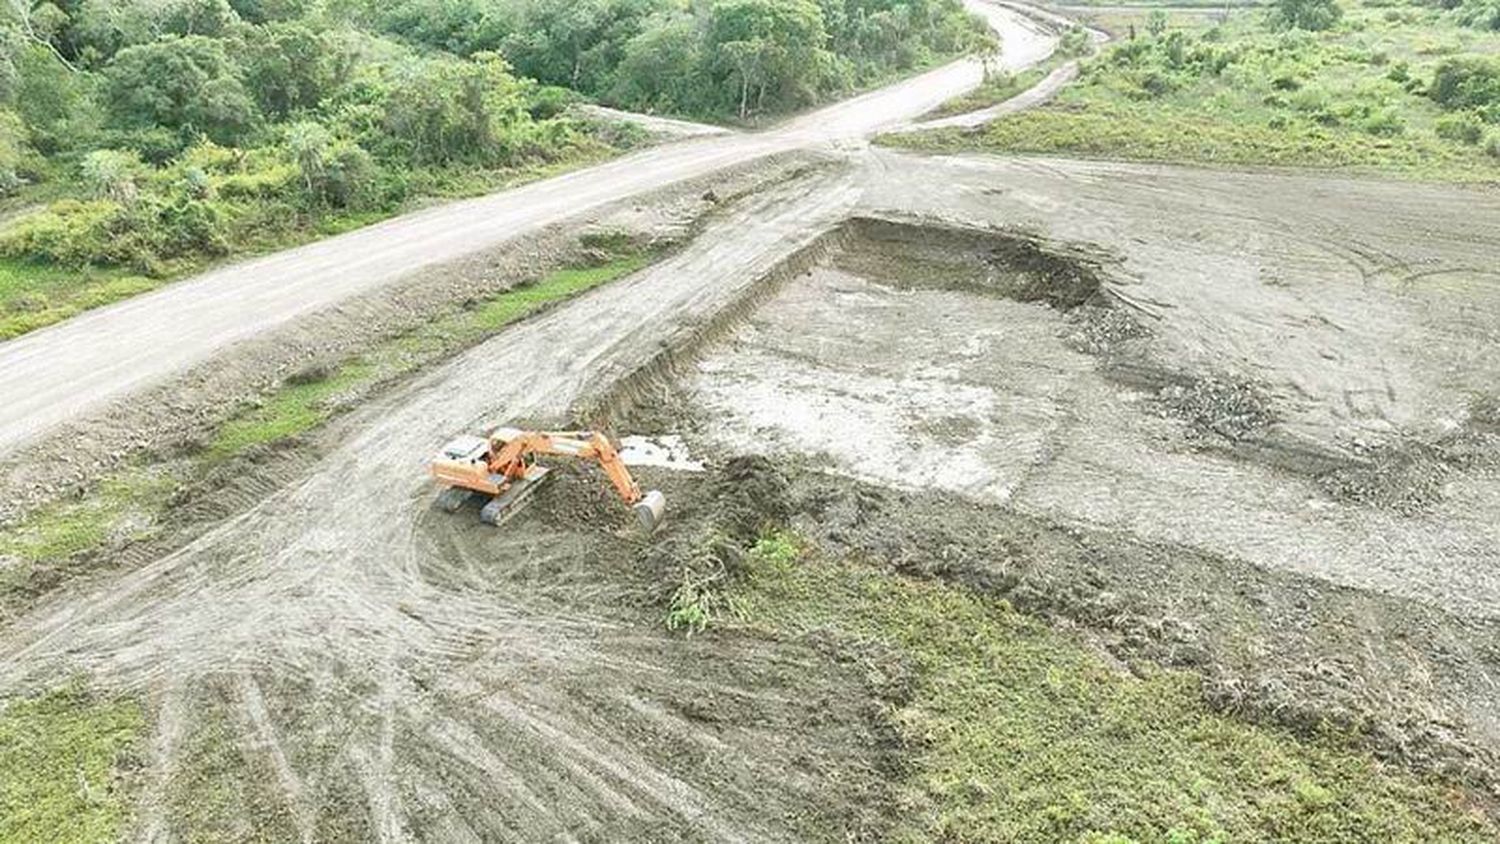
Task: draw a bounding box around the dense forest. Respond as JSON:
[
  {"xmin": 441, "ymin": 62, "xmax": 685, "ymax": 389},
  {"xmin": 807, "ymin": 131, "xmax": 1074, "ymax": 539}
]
[{"xmin": 0, "ymin": 0, "xmax": 987, "ymax": 323}]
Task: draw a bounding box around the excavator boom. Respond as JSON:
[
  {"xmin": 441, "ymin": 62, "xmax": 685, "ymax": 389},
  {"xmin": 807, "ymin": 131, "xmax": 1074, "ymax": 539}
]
[{"xmin": 429, "ymin": 427, "xmax": 666, "ymax": 532}]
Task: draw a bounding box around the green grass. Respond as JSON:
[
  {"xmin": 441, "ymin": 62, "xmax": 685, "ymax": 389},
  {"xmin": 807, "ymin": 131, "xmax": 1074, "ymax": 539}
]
[
  {"xmin": 206, "ymin": 362, "xmax": 376, "ymax": 459},
  {"xmin": 733, "ymin": 539, "xmax": 1498, "ymax": 842},
  {"xmin": 0, "ymin": 470, "xmax": 176, "ymax": 613},
  {"xmin": 0, "ymin": 470, "xmax": 174, "ymax": 564},
  {"xmin": 899, "ymin": 97, "xmax": 1499, "ymax": 176},
  {"xmin": 0, "ymin": 686, "xmax": 145, "ymax": 844},
  {"xmin": 928, "ymin": 67, "xmax": 1053, "ymax": 118},
  {"xmin": 885, "ymin": 2, "xmax": 1500, "ymax": 181},
  {"xmin": 0, "ymin": 259, "xmax": 156, "ymax": 340},
  {"xmin": 471, "ymin": 253, "xmax": 652, "ymax": 330}
]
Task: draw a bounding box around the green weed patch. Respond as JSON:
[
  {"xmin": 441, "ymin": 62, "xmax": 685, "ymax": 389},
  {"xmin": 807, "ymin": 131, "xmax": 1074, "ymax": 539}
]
[
  {"xmin": 886, "ymin": 3, "xmax": 1500, "ymax": 181},
  {"xmin": 0, "ymin": 686, "xmax": 145, "ymax": 844},
  {"xmin": 928, "ymin": 68, "xmax": 1051, "ymax": 119},
  {"xmin": 735, "ymin": 539, "xmax": 1498, "ymax": 842},
  {"xmin": 0, "ymin": 259, "xmax": 156, "ymax": 340}
]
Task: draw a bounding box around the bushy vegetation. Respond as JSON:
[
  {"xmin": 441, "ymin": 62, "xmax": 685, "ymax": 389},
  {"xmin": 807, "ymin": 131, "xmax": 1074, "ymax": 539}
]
[
  {"xmin": 887, "ymin": 0, "xmax": 1500, "ymax": 180},
  {"xmin": 371, "ymin": 0, "xmax": 992, "ymax": 119},
  {"xmin": 735, "ymin": 536, "xmax": 1499, "ymax": 842},
  {"xmin": 0, "ymin": 0, "xmax": 987, "ymax": 336}
]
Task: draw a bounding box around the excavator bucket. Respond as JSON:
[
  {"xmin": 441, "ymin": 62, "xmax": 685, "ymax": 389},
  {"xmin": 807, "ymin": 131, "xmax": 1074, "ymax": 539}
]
[{"xmin": 634, "ymin": 490, "xmax": 667, "ymax": 534}]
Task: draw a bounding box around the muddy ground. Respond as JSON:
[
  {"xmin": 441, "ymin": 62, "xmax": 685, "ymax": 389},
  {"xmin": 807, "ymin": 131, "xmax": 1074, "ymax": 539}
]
[
  {"xmin": 646, "ymin": 207, "xmax": 1500, "ymax": 786},
  {"xmin": 1, "ymin": 147, "xmax": 1499, "ymax": 837}
]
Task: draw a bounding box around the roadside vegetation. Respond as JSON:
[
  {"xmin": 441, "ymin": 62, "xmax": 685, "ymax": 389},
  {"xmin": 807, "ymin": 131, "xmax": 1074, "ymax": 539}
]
[
  {"xmin": 887, "ymin": 0, "xmax": 1500, "ymax": 180},
  {"xmin": 0, "ymin": 238, "xmax": 656, "ymax": 620},
  {"xmin": 728, "ymin": 531, "xmax": 1498, "ymax": 842},
  {"xmin": 0, "ymin": 685, "xmax": 145, "ymax": 843},
  {"xmin": 0, "ymin": 0, "xmax": 989, "ymax": 338}
]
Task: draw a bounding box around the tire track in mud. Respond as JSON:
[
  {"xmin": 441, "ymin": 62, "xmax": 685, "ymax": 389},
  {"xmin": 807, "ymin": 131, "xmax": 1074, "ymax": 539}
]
[{"xmin": 0, "ymin": 168, "xmax": 873, "ymax": 840}]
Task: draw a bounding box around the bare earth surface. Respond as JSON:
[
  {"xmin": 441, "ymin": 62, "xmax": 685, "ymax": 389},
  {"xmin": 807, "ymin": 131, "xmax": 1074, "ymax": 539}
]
[
  {"xmin": 4, "ymin": 2, "xmax": 1500, "ymax": 838},
  {"xmin": 706, "ymin": 152, "xmax": 1500, "ymax": 620}
]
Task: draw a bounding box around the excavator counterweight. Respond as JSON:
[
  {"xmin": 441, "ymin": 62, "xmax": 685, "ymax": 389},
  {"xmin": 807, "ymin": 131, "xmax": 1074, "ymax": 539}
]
[{"xmin": 429, "ymin": 427, "xmax": 666, "ymax": 533}]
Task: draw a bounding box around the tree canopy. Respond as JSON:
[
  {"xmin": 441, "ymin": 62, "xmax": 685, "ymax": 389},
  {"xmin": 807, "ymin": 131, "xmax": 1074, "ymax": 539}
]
[{"xmin": 0, "ymin": 0, "xmax": 989, "ymax": 276}]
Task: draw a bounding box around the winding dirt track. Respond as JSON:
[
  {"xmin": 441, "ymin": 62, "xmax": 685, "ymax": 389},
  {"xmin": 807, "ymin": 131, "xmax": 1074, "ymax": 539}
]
[{"xmin": 0, "ymin": 0, "xmax": 1057, "ymax": 457}]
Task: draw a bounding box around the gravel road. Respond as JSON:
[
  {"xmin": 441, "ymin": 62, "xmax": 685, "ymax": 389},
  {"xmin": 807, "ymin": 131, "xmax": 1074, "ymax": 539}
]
[{"xmin": 0, "ymin": 0, "xmax": 1057, "ymax": 457}]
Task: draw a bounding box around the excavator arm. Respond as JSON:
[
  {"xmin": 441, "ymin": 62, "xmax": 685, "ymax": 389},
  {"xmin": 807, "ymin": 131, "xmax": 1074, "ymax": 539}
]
[
  {"xmin": 430, "ymin": 427, "xmax": 665, "ymax": 531},
  {"xmin": 487, "ymin": 430, "xmax": 642, "ymax": 503}
]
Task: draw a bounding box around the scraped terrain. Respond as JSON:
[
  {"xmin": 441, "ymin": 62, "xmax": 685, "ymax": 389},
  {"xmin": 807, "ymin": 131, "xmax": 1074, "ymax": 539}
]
[
  {"xmin": 655, "ymin": 157, "xmax": 1500, "ymax": 781},
  {"xmin": 3, "ymin": 24, "xmax": 1500, "ymax": 836}
]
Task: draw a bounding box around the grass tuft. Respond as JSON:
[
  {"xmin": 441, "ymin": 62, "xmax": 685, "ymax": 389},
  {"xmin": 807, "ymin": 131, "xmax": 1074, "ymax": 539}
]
[{"xmin": 0, "ymin": 685, "xmax": 145, "ymax": 844}]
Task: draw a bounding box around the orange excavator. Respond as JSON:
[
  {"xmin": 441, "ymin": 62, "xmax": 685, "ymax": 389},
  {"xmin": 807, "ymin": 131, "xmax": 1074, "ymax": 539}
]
[{"xmin": 429, "ymin": 427, "xmax": 666, "ymax": 532}]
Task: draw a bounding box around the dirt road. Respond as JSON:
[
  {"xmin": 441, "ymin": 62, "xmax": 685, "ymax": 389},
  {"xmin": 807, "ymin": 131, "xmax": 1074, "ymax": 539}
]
[
  {"xmin": 0, "ymin": 0, "xmax": 1057, "ymax": 458},
  {"xmin": 1, "ymin": 166, "xmax": 876, "ymax": 841}
]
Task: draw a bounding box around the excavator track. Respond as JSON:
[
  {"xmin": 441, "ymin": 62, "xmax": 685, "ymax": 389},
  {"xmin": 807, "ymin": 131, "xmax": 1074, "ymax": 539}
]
[{"xmin": 478, "ymin": 467, "xmax": 552, "ymax": 526}]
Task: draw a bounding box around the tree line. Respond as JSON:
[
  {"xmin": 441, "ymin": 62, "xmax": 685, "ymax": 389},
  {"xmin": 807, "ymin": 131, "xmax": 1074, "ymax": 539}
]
[{"xmin": 0, "ymin": 0, "xmax": 989, "ymax": 274}]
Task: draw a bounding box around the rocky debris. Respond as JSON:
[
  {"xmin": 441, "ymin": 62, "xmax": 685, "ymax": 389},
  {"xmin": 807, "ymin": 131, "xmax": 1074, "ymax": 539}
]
[
  {"xmin": 1153, "ymin": 374, "xmax": 1277, "ymax": 442},
  {"xmin": 1065, "ymin": 302, "xmax": 1149, "ymax": 356}
]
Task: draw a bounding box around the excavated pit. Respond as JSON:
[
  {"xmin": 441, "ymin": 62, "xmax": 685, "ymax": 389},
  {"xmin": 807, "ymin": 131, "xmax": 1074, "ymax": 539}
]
[{"xmin": 612, "ymin": 217, "xmax": 1500, "ymax": 789}]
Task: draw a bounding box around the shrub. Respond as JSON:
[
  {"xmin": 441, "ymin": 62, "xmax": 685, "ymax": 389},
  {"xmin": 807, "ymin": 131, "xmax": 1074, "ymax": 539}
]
[
  {"xmin": 0, "ymin": 110, "xmax": 27, "ymax": 197},
  {"xmin": 317, "ymin": 143, "xmax": 377, "ymax": 209},
  {"xmin": 526, "ymin": 85, "xmax": 577, "ymax": 120},
  {"xmin": 1486, "ymin": 131, "xmax": 1500, "ymax": 158},
  {"xmin": 80, "ymin": 150, "xmax": 147, "ymax": 203},
  {"xmin": 101, "ymin": 35, "xmax": 261, "ymax": 146},
  {"xmin": 1361, "ymin": 109, "xmax": 1404, "ymax": 136},
  {"xmin": 1456, "ymin": 0, "xmax": 1500, "ymax": 30},
  {"xmin": 1269, "ymin": 0, "xmax": 1343, "ymax": 31},
  {"xmin": 1436, "ymin": 111, "xmax": 1486, "ymax": 143},
  {"xmin": 0, "ymin": 201, "xmax": 131, "ymax": 268},
  {"xmin": 1058, "ymin": 27, "xmax": 1092, "ymax": 58},
  {"xmin": 1429, "ymin": 55, "xmax": 1500, "ymax": 110}
]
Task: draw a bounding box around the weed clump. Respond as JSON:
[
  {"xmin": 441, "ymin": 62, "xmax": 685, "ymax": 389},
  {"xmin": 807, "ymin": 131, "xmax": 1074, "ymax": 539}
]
[
  {"xmin": 284, "ymin": 362, "xmax": 334, "ymax": 386},
  {"xmin": 0, "ymin": 684, "xmax": 145, "ymax": 842},
  {"xmin": 652, "ymin": 456, "xmax": 791, "ymax": 633}
]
